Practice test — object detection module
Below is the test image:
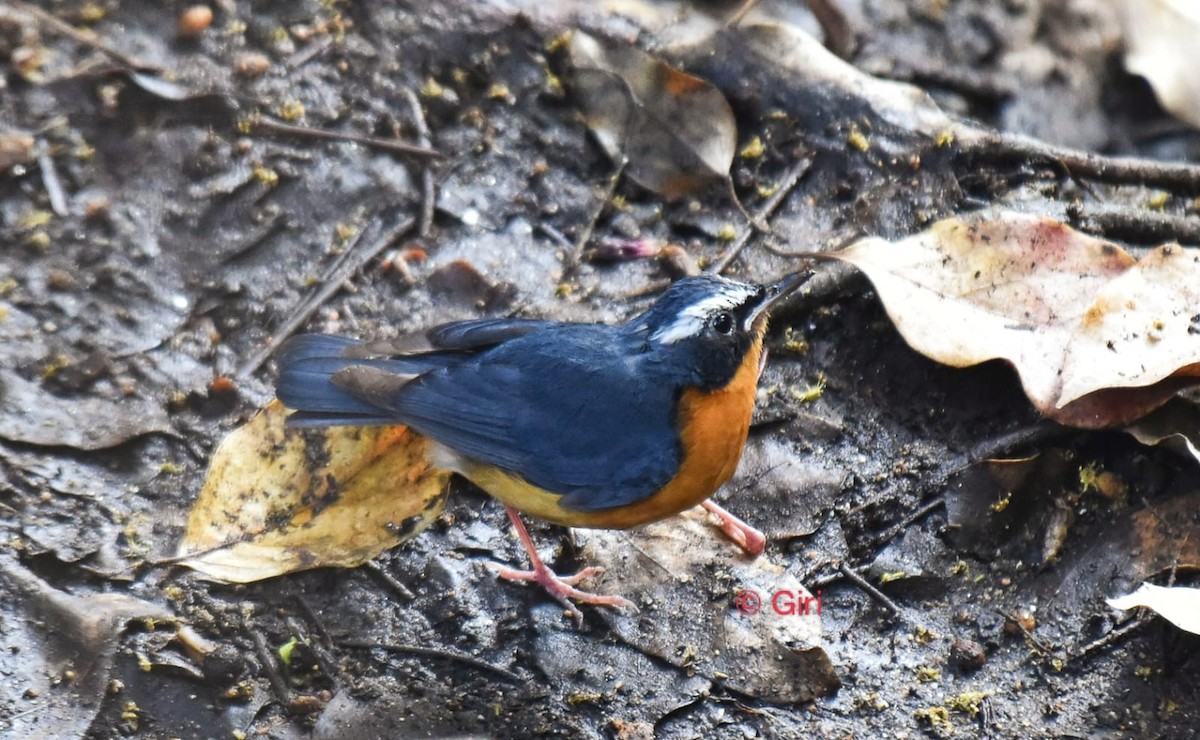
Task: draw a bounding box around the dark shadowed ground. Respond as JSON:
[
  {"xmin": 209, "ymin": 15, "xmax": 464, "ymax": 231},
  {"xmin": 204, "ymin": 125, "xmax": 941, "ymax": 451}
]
[{"xmin": 2, "ymin": 1, "xmax": 1199, "ymax": 738}]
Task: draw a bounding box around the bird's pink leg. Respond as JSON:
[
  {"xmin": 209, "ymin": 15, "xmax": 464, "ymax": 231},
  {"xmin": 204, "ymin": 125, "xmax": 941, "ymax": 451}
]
[
  {"xmin": 488, "ymin": 505, "xmax": 634, "ymax": 622},
  {"xmin": 701, "ymin": 499, "xmax": 766, "ymax": 557}
]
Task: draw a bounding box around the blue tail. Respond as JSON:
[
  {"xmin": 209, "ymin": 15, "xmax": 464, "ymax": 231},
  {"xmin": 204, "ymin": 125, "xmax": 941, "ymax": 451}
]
[
  {"xmin": 276, "ymin": 334, "xmax": 431, "ymax": 427},
  {"xmin": 275, "ymin": 335, "xmax": 384, "ymax": 425}
]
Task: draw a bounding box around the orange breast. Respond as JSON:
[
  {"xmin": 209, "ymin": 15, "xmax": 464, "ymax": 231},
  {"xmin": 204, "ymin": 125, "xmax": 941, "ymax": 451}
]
[{"xmin": 565, "ymin": 335, "xmax": 764, "ymax": 528}]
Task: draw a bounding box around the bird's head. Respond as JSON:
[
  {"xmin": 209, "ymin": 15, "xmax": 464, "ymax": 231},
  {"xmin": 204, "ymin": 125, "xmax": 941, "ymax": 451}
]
[{"xmin": 629, "ymin": 272, "xmax": 808, "ymax": 390}]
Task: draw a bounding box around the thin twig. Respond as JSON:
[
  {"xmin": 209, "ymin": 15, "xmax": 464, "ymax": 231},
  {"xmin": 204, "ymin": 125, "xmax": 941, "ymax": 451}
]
[
  {"xmin": 287, "ymin": 604, "xmax": 342, "ymax": 688},
  {"xmin": 249, "ymin": 114, "xmax": 442, "ymax": 159},
  {"xmin": 958, "ymin": 421, "xmax": 1066, "ymax": 467},
  {"xmin": 725, "ymin": 0, "xmax": 760, "ymax": 26},
  {"xmin": 864, "ymin": 421, "xmax": 1068, "ymax": 549},
  {"xmin": 237, "ymin": 216, "xmax": 416, "ymax": 378},
  {"xmin": 805, "ymin": 0, "xmax": 855, "ymax": 59},
  {"xmin": 363, "ymin": 561, "xmax": 415, "ymax": 601},
  {"xmin": 838, "ymin": 562, "xmax": 905, "ymax": 619},
  {"xmin": 36, "ymin": 141, "xmax": 68, "ymax": 217},
  {"xmin": 1072, "ymin": 613, "xmax": 1154, "ymax": 662},
  {"xmin": 285, "ymin": 35, "xmax": 334, "ymax": 70},
  {"xmin": 338, "ymin": 639, "xmax": 523, "ymax": 682},
  {"xmin": 996, "ymin": 608, "xmax": 1056, "ymax": 656},
  {"xmin": 251, "ymin": 629, "xmax": 294, "ymax": 708},
  {"xmin": 563, "ymin": 160, "xmax": 626, "ymax": 280},
  {"xmin": 618, "ymin": 156, "xmax": 815, "ymax": 301},
  {"xmin": 710, "ymin": 154, "xmax": 813, "ymax": 274},
  {"xmin": 1068, "ymin": 204, "xmax": 1200, "ymax": 247},
  {"xmin": 961, "ymin": 131, "xmax": 1200, "ymax": 193},
  {"xmin": 13, "ymin": 0, "xmax": 153, "ymax": 71},
  {"xmin": 153, "ymin": 535, "xmax": 254, "ymax": 566},
  {"xmin": 218, "ymin": 210, "xmax": 287, "ymax": 264},
  {"xmin": 536, "ymin": 222, "xmax": 574, "ymax": 251},
  {"xmin": 1, "ymin": 702, "xmax": 47, "ymax": 726},
  {"xmin": 400, "ymin": 87, "xmax": 438, "ymax": 237}
]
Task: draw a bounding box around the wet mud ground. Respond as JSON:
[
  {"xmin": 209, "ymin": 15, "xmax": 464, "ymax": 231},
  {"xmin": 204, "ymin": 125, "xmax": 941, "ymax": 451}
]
[{"xmin": 2, "ymin": 1, "xmax": 1199, "ymax": 737}]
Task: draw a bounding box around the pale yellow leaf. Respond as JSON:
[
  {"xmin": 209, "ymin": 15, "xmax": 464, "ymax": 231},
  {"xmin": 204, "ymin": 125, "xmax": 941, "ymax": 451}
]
[{"xmin": 177, "ymin": 400, "xmax": 450, "ymax": 582}]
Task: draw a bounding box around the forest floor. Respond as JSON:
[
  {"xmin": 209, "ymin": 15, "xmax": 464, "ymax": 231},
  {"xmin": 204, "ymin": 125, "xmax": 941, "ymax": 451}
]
[{"xmin": 2, "ymin": 1, "xmax": 1198, "ymax": 737}]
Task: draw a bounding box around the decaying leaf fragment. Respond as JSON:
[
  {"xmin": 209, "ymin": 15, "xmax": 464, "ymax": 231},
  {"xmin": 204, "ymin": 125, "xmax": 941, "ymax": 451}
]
[
  {"xmin": 566, "ymin": 31, "xmax": 737, "ymax": 198},
  {"xmin": 1124, "ymin": 392, "xmax": 1200, "ymax": 464},
  {"xmin": 1117, "ymin": 0, "xmax": 1200, "ymax": 129},
  {"xmin": 577, "ymin": 508, "xmax": 839, "ymax": 704},
  {"xmin": 833, "ymin": 213, "xmax": 1200, "ymax": 428},
  {"xmin": 1108, "ymin": 582, "xmax": 1200, "ymax": 635},
  {"xmin": 177, "ymin": 400, "xmax": 450, "ymax": 582}
]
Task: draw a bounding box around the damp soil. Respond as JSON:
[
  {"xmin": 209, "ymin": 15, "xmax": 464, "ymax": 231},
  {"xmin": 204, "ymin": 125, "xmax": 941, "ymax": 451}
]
[{"xmin": 2, "ymin": 1, "xmax": 1199, "ymax": 738}]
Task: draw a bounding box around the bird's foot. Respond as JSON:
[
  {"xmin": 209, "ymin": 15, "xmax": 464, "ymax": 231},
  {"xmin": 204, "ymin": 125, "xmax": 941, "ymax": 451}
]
[
  {"xmin": 495, "ymin": 504, "xmax": 635, "ymax": 624},
  {"xmin": 487, "ymin": 562, "xmax": 635, "ymax": 623},
  {"xmin": 701, "ymin": 499, "xmax": 766, "ymax": 557}
]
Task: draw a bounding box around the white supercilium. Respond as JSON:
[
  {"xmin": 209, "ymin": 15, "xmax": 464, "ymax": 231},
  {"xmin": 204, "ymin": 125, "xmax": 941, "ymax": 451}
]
[{"xmin": 650, "ymin": 285, "xmax": 758, "ymax": 345}]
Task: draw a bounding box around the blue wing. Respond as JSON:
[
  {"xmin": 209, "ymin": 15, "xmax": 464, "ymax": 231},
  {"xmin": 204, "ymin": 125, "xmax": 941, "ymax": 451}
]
[
  {"xmin": 389, "ymin": 327, "xmax": 681, "ymax": 511},
  {"xmin": 426, "ymin": 318, "xmax": 558, "ymax": 350}
]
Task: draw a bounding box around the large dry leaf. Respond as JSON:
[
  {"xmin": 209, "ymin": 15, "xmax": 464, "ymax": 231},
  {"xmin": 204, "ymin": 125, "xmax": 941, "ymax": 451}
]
[
  {"xmin": 833, "ymin": 213, "xmax": 1200, "ymax": 428},
  {"xmin": 177, "ymin": 400, "xmax": 450, "ymax": 582},
  {"xmin": 1118, "ymin": 0, "xmax": 1200, "ymax": 129},
  {"xmin": 567, "ymin": 31, "xmax": 737, "ymax": 198},
  {"xmin": 1108, "ymin": 582, "xmax": 1200, "ymax": 635}
]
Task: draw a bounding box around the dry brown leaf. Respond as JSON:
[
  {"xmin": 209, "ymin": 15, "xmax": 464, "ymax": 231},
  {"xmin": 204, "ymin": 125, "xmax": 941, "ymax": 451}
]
[
  {"xmin": 567, "ymin": 30, "xmax": 737, "ymax": 198},
  {"xmin": 1118, "ymin": 0, "xmax": 1200, "ymax": 129},
  {"xmin": 177, "ymin": 400, "xmax": 450, "ymax": 582},
  {"xmin": 1, "ymin": 555, "xmax": 174, "ymax": 739},
  {"xmin": 1129, "ymin": 493, "xmax": 1200, "ymax": 582},
  {"xmin": 833, "ymin": 213, "xmax": 1200, "ymax": 428}
]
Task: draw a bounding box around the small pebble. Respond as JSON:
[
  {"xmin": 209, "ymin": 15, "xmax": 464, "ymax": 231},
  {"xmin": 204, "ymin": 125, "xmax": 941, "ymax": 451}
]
[
  {"xmin": 949, "ymin": 638, "xmax": 987, "ymax": 672},
  {"xmin": 233, "ymin": 52, "xmax": 270, "ymax": 78},
  {"xmin": 178, "ymin": 5, "xmax": 213, "ymax": 38}
]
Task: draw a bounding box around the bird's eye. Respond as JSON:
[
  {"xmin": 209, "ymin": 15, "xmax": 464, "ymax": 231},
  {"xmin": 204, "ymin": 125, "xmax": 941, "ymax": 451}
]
[{"xmin": 712, "ymin": 311, "xmax": 735, "ymax": 334}]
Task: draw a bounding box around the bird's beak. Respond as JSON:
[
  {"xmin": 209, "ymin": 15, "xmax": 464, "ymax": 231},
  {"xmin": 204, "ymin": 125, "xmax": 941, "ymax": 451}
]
[{"xmin": 746, "ymin": 270, "xmax": 812, "ymax": 330}]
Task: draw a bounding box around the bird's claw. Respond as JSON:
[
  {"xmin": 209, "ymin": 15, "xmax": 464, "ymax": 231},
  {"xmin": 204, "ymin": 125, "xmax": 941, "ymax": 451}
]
[{"xmin": 487, "ymin": 561, "xmax": 635, "ymax": 623}]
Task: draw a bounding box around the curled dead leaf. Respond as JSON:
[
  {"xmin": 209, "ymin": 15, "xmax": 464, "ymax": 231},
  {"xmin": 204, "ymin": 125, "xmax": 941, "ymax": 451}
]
[
  {"xmin": 177, "ymin": 400, "xmax": 450, "ymax": 582},
  {"xmin": 1124, "ymin": 393, "xmax": 1200, "ymax": 464},
  {"xmin": 1118, "ymin": 0, "xmax": 1200, "ymax": 129},
  {"xmin": 832, "ymin": 213, "xmax": 1200, "ymax": 428},
  {"xmin": 566, "ymin": 31, "xmax": 737, "ymax": 198},
  {"xmin": 1108, "ymin": 582, "xmax": 1200, "ymax": 635}
]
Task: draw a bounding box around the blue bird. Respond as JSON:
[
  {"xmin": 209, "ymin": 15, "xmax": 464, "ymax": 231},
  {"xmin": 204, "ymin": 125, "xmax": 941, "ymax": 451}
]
[{"xmin": 276, "ymin": 272, "xmax": 807, "ymax": 617}]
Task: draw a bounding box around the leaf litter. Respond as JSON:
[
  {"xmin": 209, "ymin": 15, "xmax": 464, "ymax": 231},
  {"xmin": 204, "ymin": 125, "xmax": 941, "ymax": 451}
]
[
  {"xmin": 831, "ymin": 212, "xmax": 1200, "ymax": 428},
  {"xmin": 7, "ymin": 0, "xmax": 1200, "ymax": 735},
  {"xmin": 566, "ymin": 30, "xmax": 738, "ymax": 200},
  {"xmin": 1108, "ymin": 582, "xmax": 1200, "ymax": 636}
]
